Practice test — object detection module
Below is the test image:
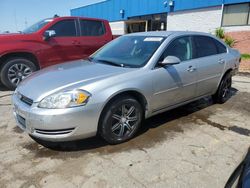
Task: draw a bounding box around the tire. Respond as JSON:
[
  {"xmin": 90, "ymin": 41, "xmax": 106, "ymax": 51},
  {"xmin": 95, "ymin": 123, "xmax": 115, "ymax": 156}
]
[
  {"xmin": 99, "ymin": 95, "xmax": 143, "ymax": 144},
  {"xmin": 212, "ymin": 72, "xmax": 232, "ymax": 104},
  {"xmin": 0, "ymin": 57, "xmax": 37, "ymax": 90}
]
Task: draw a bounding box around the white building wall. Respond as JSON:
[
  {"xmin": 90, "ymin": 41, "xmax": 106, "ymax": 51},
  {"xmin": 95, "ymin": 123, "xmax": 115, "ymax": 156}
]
[
  {"xmin": 109, "ymin": 21, "xmax": 126, "ymax": 35},
  {"xmin": 109, "ymin": 6, "xmax": 250, "ymax": 35},
  {"xmin": 167, "ymin": 6, "xmax": 223, "ymax": 33},
  {"xmin": 223, "ymin": 25, "xmax": 250, "ymax": 32}
]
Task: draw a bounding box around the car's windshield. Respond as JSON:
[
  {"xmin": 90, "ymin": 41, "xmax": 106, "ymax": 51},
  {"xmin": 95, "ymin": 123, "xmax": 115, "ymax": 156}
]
[
  {"xmin": 23, "ymin": 18, "xmax": 53, "ymax": 34},
  {"xmin": 91, "ymin": 35, "xmax": 165, "ymax": 68}
]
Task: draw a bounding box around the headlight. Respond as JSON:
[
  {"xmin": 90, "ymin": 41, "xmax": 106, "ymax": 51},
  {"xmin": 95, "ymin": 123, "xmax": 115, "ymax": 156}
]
[{"xmin": 38, "ymin": 90, "xmax": 91, "ymax": 109}]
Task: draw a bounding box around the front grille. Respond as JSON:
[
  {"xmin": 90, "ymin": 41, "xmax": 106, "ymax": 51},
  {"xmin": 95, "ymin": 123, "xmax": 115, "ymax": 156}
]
[
  {"xmin": 20, "ymin": 95, "xmax": 33, "ymax": 106},
  {"xmin": 17, "ymin": 114, "xmax": 26, "ymax": 128},
  {"xmin": 34, "ymin": 128, "xmax": 75, "ymax": 135}
]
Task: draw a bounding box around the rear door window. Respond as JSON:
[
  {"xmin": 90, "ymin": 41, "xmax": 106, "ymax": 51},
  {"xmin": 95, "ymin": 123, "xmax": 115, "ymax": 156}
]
[
  {"xmin": 194, "ymin": 36, "xmax": 218, "ymax": 58},
  {"xmin": 49, "ymin": 19, "xmax": 77, "ymax": 37},
  {"xmin": 80, "ymin": 20, "xmax": 105, "ymax": 36}
]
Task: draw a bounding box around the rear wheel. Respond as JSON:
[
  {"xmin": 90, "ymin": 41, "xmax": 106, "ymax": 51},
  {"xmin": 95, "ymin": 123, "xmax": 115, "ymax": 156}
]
[
  {"xmin": 212, "ymin": 72, "xmax": 232, "ymax": 104},
  {"xmin": 99, "ymin": 96, "xmax": 143, "ymax": 144},
  {"xmin": 0, "ymin": 58, "xmax": 37, "ymax": 90}
]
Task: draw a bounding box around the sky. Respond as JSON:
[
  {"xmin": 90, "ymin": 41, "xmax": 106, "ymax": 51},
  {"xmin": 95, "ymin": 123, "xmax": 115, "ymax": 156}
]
[{"xmin": 0, "ymin": 0, "xmax": 104, "ymax": 33}]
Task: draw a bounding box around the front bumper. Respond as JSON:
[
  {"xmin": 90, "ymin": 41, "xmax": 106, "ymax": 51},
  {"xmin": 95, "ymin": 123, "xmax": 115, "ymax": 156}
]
[{"xmin": 12, "ymin": 93, "xmax": 101, "ymax": 142}]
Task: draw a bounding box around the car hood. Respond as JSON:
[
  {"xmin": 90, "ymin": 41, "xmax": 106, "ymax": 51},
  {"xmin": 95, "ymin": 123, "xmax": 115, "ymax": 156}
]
[
  {"xmin": 17, "ymin": 60, "xmax": 133, "ymax": 102},
  {"xmin": 0, "ymin": 33, "xmax": 32, "ymax": 42}
]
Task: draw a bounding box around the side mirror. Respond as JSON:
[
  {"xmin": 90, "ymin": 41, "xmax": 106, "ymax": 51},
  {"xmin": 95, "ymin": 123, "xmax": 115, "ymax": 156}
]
[
  {"xmin": 43, "ymin": 30, "xmax": 56, "ymax": 41},
  {"xmin": 160, "ymin": 56, "xmax": 181, "ymax": 66}
]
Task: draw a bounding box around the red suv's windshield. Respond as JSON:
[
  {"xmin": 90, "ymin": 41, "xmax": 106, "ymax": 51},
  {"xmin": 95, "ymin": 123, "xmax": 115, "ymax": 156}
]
[{"xmin": 23, "ymin": 18, "xmax": 53, "ymax": 34}]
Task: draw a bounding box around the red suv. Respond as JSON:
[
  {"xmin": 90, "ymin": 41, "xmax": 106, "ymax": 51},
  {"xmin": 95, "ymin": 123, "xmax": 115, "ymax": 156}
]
[{"xmin": 0, "ymin": 16, "xmax": 113, "ymax": 90}]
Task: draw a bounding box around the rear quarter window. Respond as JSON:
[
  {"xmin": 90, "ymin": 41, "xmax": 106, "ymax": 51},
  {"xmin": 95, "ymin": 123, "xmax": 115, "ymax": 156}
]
[
  {"xmin": 80, "ymin": 20, "xmax": 106, "ymax": 36},
  {"xmin": 214, "ymin": 40, "xmax": 227, "ymax": 54}
]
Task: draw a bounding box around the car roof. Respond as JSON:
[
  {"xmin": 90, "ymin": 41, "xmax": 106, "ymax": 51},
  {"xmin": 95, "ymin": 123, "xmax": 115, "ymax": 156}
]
[
  {"xmin": 54, "ymin": 16, "xmax": 108, "ymax": 22},
  {"xmin": 127, "ymin": 31, "xmax": 213, "ymax": 37}
]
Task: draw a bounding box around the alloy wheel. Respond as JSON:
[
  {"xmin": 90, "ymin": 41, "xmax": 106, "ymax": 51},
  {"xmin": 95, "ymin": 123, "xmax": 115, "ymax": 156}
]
[
  {"xmin": 8, "ymin": 63, "xmax": 33, "ymax": 86},
  {"xmin": 111, "ymin": 104, "xmax": 138, "ymax": 137},
  {"xmin": 222, "ymin": 77, "xmax": 232, "ymax": 99}
]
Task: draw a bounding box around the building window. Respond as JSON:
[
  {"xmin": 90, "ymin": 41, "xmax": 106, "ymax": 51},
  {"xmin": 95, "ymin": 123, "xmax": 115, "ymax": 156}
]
[
  {"xmin": 222, "ymin": 3, "xmax": 250, "ymax": 26},
  {"xmin": 127, "ymin": 13, "xmax": 167, "ymax": 33}
]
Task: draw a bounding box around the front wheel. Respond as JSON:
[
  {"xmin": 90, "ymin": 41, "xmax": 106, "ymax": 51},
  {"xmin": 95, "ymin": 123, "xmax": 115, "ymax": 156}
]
[
  {"xmin": 0, "ymin": 58, "xmax": 37, "ymax": 90},
  {"xmin": 212, "ymin": 72, "xmax": 232, "ymax": 104},
  {"xmin": 99, "ymin": 96, "xmax": 143, "ymax": 144}
]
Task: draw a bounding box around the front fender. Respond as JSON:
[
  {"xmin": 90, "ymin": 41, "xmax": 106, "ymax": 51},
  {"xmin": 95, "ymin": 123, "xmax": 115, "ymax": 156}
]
[{"xmin": 89, "ymin": 72, "xmax": 155, "ymax": 120}]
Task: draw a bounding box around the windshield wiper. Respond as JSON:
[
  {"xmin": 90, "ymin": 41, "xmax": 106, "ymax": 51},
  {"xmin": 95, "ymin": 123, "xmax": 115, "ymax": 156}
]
[
  {"xmin": 96, "ymin": 59, "xmax": 123, "ymax": 67},
  {"xmin": 87, "ymin": 57, "xmax": 93, "ymax": 62}
]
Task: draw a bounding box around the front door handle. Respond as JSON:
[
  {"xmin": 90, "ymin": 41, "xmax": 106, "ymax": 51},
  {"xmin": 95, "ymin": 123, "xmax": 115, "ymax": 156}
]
[{"xmin": 187, "ymin": 66, "xmax": 196, "ymax": 72}]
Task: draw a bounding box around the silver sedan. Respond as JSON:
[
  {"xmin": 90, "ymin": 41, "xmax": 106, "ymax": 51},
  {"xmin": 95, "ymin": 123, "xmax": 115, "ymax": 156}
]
[{"xmin": 12, "ymin": 31, "xmax": 240, "ymax": 144}]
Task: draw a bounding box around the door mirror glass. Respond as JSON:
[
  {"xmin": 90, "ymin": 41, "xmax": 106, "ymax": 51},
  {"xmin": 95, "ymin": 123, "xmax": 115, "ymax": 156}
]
[
  {"xmin": 160, "ymin": 56, "xmax": 181, "ymax": 66},
  {"xmin": 43, "ymin": 30, "xmax": 56, "ymax": 41}
]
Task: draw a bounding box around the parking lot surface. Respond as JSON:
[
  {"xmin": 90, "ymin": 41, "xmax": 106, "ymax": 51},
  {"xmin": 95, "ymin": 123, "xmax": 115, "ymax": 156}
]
[{"xmin": 0, "ymin": 75, "xmax": 250, "ymax": 188}]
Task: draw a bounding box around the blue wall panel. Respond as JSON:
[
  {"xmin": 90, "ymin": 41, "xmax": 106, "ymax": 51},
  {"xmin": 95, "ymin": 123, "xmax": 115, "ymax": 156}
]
[
  {"xmin": 71, "ymin": 0, "xmax": 250, "ymax": 21},
  {"xmin": 224, "ymin": 0, "xmax": 250, "ymax": 4},
  {"xmin": 172, "ymin": 0, "xmax": 222, "ymax": 11},
  {"xmin": 71, "ymin": 0, "xmax": 167, "ymax": 21}
]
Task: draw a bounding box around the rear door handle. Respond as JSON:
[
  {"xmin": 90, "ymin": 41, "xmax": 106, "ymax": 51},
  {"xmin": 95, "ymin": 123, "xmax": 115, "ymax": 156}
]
[
  {"xmin": 219, "ymin": 59, "xmax": 225, "ymax": 64},
  {"xmin": 187, "ymin": 65, "xmax": 196, "ymax": 72}
]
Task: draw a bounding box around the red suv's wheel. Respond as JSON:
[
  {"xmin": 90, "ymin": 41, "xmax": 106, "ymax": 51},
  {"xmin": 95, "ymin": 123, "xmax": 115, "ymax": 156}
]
[{"xmin": 0, "ymin": 58, "xmax": 37, "ymax": 90}]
